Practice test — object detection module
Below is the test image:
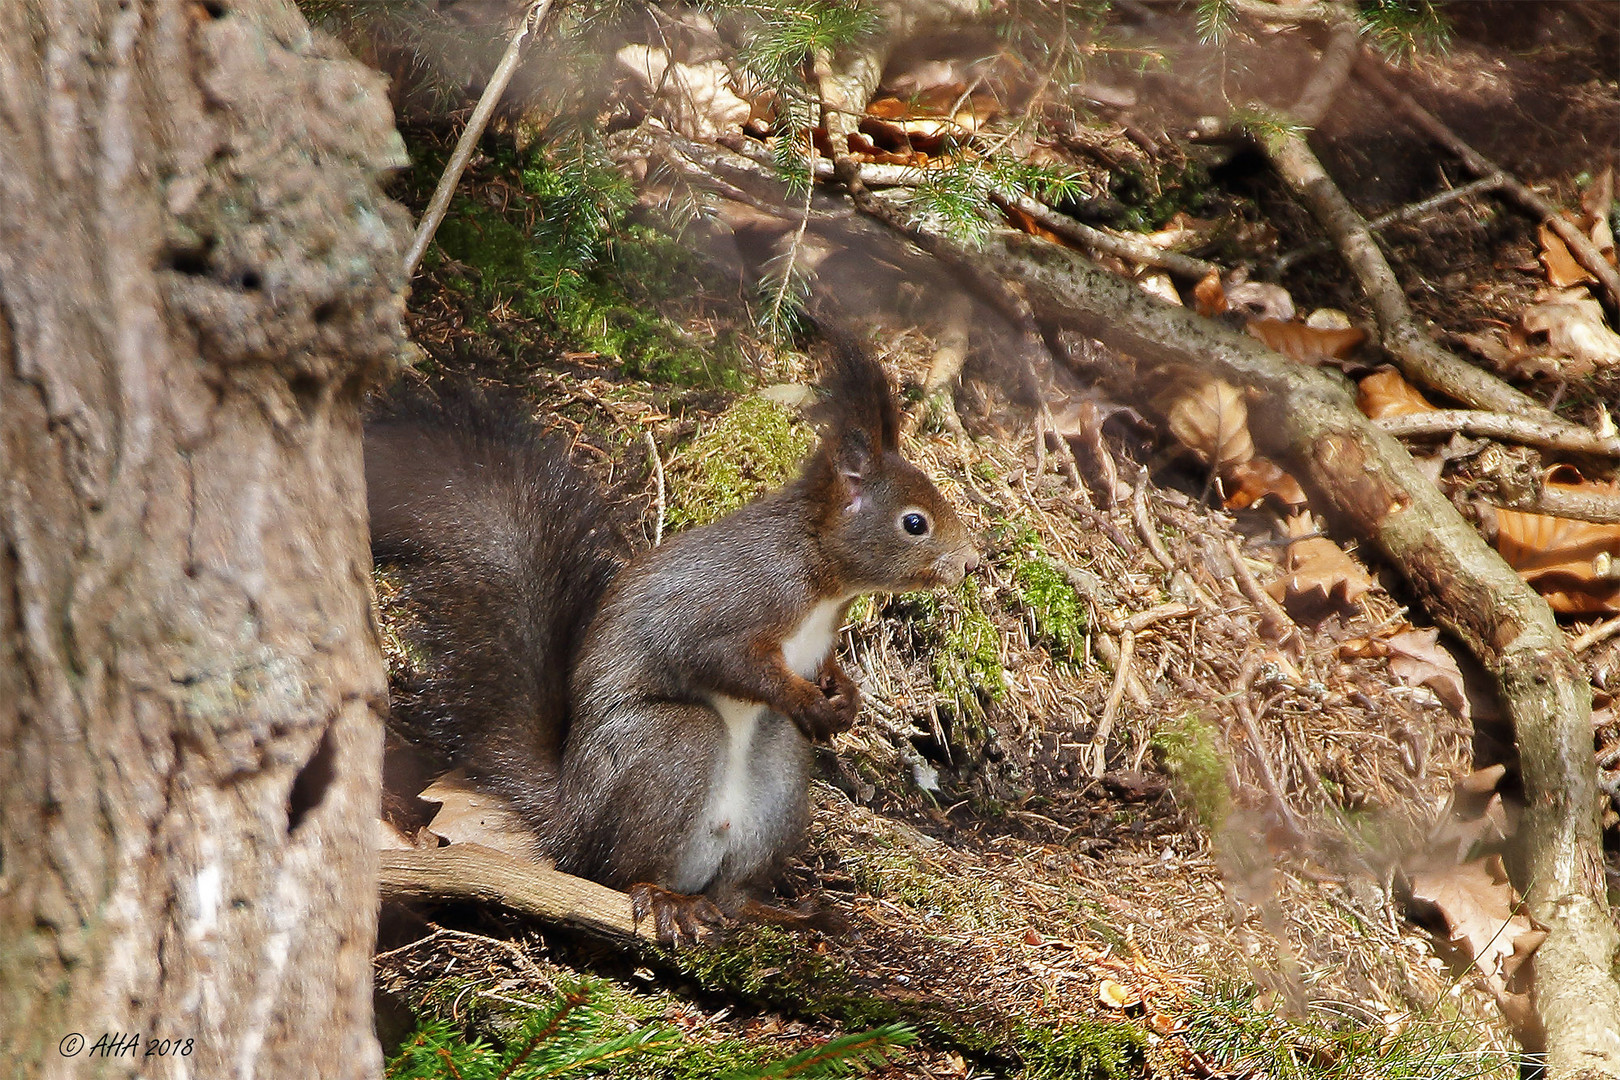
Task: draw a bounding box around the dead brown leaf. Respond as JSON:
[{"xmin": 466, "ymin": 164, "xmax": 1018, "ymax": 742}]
[
  {"xmin": 377, "ymin": 817, "xmax": 420, "ymax": 851},
  {"xmin": 1538, "ymin": 220, "xmax": 1595, "ymax": 287},
  {"xmin": 1357, "ymin": 368, "xmax": 1439, "ymax": 419},
  {"xmin": 1522, "ymin": 288, "xmax": 1620, "ymax": 373},
  {"xmin": 1246, "ymin": 318, "xmax": 1367, "ymax": 364},
  {"xmin": 1165, "ymin": 379, "xmax": 1252, "ymax": 470},
  {"xmin": 864, "ymin": 90, "xmax": 996, "ymax": 140},
  {"xmin": 1003, "ymin": 201, "xmax": 1071, "ymax": 245},
  {"xmin": 1408, "ymin": 855, "xmax": 1544, "ymax": 984},
  {"xmin": 1264, "ymin": 512, "xmax": 1375, "ymax": 617},
  {"xmin": 1386, "ymin": 628, "xmax": 1470, "ymax": 720},
  {"xmin": 1493, "ymin": 507, "xmax": 1620, "ymax": 614},
  {"xmin": 1192, "ymin": 269, "xmax": 1225, "ymax": 318},
  {"xmin": 419, "ymin": 771, "xmax": 543, "ymax": 860},
  {"xmin": 1580, "ymin": 166, "xmax": 1614, "ymax": 260},
  {"xmin": 1224, "ymin": 457, "xmax": 1307, "ymax": 510}
]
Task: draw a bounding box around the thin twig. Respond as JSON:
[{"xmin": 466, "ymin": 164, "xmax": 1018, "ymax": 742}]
[
  {"xmin": 1124, "ymin": 603, "xmax": 1198, "ymax": 634},
  {"xmin": 1376, "ymin": 410, "xmax": 1620, "ymax": 458},
  {"xmin": 993, "ymin": 192, "xmax": 1219, "ymax": 280},
  {"xmin": 403, "ymin": 0, "xmax": 553, "ymax": 280},
  {"xmin": 1358, "ymin": 59, "xmax": 1620, "ymax": 314},
  {"xmin": 1033, "ymin": 404, "xmax": 1049, "ymax": 482},
  {"xmin": 1224, "ymin": 539, "xmax": 1301, "ymax": 654},
  {"xmin": 1236, "ymin": 654, "xmax": 1305, "ymax": 837},
  {"xmin": 1274, "ymin": 174, "xmax": 1506, "ymax": 275},
  {"xmin": 1130, "ymin": 468, "xmax": 1176, "ymax": 573},
  {"xmin": 1043, "ymin": 410, "xmax": 1134, "ymax": 551},
  {"xmin": 643, "ymin": 428, "xmax": 665, "ymax": 546},
  {"xmin": 1087, "ymin": 626, "xmax": 1135, "ymax": 777},
  {"xmin": 1571, "ymin": 615, "xmax": 1620, "ymax": 655}
]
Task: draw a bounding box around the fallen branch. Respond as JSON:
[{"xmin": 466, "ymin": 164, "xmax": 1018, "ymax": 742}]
[
  {"xmin": 403, "ymin": 0, "xmax": 554, "ymax": 280},
  {"xmin": 379, "ymin": 843, "xmax": 654, "ymax": 942},
  {"xmin": 993, "ymin": 192, "xmax": 1219, "ymax": 280},
  {"xmin": 1358, "ymin": 59, "xmax": 1620, "ymax": 314},
  {"xmin": 1376, "ymin": 409, "xmax": 1620, "ymax": 459},
  {"xmin": 1273, "ymin": 174, "xmax": 1507, "ymax": 275},
  {"xmin": 1251, "ymin": 28, "xmax": 1594, "ymax": 447},
  {"xmin": 1534, "ymin": 485, "xmax": 1620, "ymax": 527}
]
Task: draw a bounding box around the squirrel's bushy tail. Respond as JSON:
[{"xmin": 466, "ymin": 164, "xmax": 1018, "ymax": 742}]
[{"xmin": 365, "ymin": 385, "xmax": 628, "ymax": 780}]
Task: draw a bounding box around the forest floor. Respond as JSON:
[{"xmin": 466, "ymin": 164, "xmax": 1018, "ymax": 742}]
[{"xmin": 363, "ymin": 3, "xmax": 1619, "ymax": 1077}]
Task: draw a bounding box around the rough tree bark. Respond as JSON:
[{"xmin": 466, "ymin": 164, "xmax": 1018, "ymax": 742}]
[{"xmin": 0, "ymin": 2, "xmax": 408, "ymax": 1078}]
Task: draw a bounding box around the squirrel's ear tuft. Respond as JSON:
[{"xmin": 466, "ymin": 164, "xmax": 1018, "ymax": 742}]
[
  {"xmin": 816, "ymin": 334, "xmax": 900, "ymax": 456},
  {"xmin": 829, "ymin": 428, "xmax": 873, "ymax": 514}
]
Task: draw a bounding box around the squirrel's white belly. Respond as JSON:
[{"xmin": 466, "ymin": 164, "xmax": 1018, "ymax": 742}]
[
  {"xmin": 672, "ymin": 600, "xmax": 845, "ymax": 892},
  {"xmin": 779, "ymin": 598, "xmax": 845, "ymax": 678}
]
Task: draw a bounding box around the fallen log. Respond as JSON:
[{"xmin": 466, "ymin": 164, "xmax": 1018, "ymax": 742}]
[{"xmin": 379, "ymin": 843, "xmax": 654, "ymax": 942}]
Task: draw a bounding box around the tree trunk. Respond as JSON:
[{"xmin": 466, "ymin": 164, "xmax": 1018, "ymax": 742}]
[{"xmin": 0, "ymin": 2, "xmax": 408, "ymax": 1078}]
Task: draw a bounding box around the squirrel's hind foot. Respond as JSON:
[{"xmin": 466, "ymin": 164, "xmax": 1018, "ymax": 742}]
[
  {"xmin": 725, "ymin": 895, "xmax": 849, "ymax": 937},
  {"xmin": 629, "ymin": 883, "xmax": 725, "ymax": 946}
]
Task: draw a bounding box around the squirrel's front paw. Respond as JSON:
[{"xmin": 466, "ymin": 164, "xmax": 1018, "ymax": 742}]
[{"xmin": 789, "ymin": 668, "xmax": 859, "ymax": 742}]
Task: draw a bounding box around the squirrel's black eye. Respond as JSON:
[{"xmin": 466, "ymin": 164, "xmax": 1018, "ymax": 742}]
[{"xmin": 902, "ymin": 512, "xmax": 929, "ymax": 536}]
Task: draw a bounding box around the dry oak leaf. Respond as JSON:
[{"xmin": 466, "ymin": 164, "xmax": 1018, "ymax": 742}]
[
  {"xmin": 1538, "ymin": 220, "xmax": 1595, "ymax": 288},
  {"xmin": 1407, "ymin": 854, "xmax": 1545, "ymax": 984},
  {"xmin": 1357, "ymin": 367, "xmax": 1439, "ymax": 419},
  {"xmin": 1580, "ymin": 165, "xmax": 1615, "ymax": 260},
  {"xmin": 1246, "ymin": 318, "xmax": 1366, "ymax": 365},
  {"xmin": 1386, "ymin": 628, "xmax": 1470, "ymax": 720},
  {"xmin": 1493, "ymin": 506, "xmax": 1620, "ymax": 614},
  {"xmin": 1544, "ymin": 461, "xmax": 1620, "ymax": 494},
  {"xmin": 1265, "ymin": 513, "xmax": 1376, "ymax": 615},
  {"xmin": 1223, "ymin": 456, "xmax": 1307, "ymax": 510},
  {"xmin": 1193, "ymin": 268, "xmax": 1225, "ymax": 318},
  {"xmin": 864, "ymin": 89, "xmax": 995, "ymax": 139},
  {"xmin": 1166, "ymin": 378, "xmax": 1252, "ymax": 470},
  {"xmin": 419, "ymin": 771, "xmax": 545, "ymax": 861},
  {"xmin": 1522, "ymin": 287, "xmax": 1620, "ymax": 373},
  {"xmin": 377, "ymin": 817, "xmax": 419, "ymax": 852}
]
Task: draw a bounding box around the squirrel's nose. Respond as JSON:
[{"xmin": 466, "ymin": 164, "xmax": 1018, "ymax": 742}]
[{"xmin": 962, "ymin": 551, "xmax": 981, "ymax": 575}]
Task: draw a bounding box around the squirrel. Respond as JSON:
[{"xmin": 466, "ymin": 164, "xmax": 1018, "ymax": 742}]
[{"xmin": 366, "ymin": 344, "xmax": 978, "ymax": 939}]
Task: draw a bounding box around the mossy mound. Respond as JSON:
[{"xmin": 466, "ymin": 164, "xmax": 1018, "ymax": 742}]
[{"xmin": 665, "ymin": 395, "xmax": 818, "ymax": 531}]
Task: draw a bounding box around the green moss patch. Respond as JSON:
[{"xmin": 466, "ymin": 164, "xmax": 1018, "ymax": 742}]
[
  {"xmin": 931, "ymin": 582, "xmax": 1007, "ymax": 715},
  {"xmin": 665, "ymin": 397, "xmax": 818, "ymax": 530},
  {"xmin": 1001, "ymin": 523, "xmax": 1087, "ymax": 661},
  {"xmin": 1150, "ymin": 714, "xmax": 1232, "ymax": 832}
]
